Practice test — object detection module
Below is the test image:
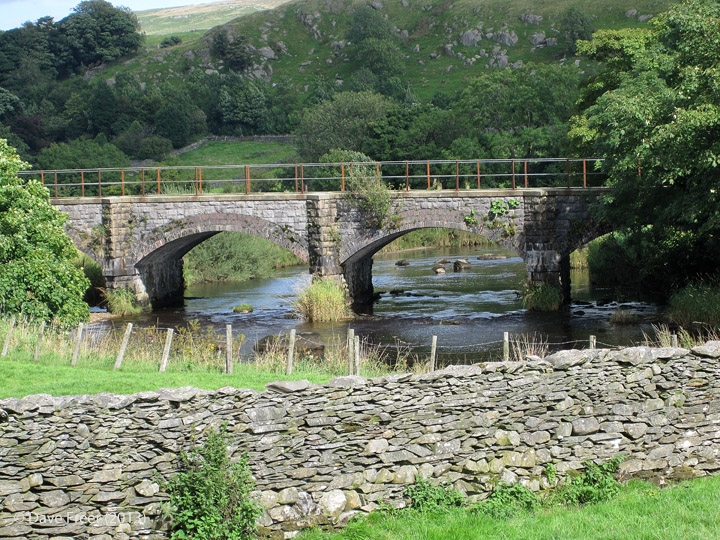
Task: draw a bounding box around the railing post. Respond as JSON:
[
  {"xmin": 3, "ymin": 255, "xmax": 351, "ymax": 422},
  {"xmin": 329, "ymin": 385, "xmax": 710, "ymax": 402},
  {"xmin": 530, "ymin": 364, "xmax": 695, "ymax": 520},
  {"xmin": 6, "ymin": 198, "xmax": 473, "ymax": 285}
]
[
  {"xmin": 40, "ymin": 171, "xmax": 44, "ymax": 185},
  {"xmin": 80, "ymin": 171, "xmax": 85, "ymax": 197},
  {"xmin": 405, "ymin": 161, "xmax": 409, "ymax": 191},
  {"xmin": 524, "ymin": 160, "xmax": 528, "ymax": 188},
  {"xmin": 426, "ymin": 161, "xmax": 431, "ymax": 189},
  {"xmin": 54, "ymin": 171, "xmax": 58, "ymax": 198},
  {"xmin": 583, "ymin": 159, "xmax": 587, "ymax": 188},
  {"xmin": 121, "ymin": 169, "xmax": 125, "ymax": 196},
  {"xmin": 477, "ymin": 161, "xmax": 481, "ymax": 189},
  {"xmin": 566, "ymin": 158, "xmax": 571, "ymax": 188},
  {"xmin": 98, "ymin": 169, "xmax": 102, "ymax": 197},
  {"xmin": 511, "ymin": 159, "xmax": 516, "ymax": 190},
  {"xmin": 157, "ymin": 168, "xmax": 161, "ymax": 194},
  {"xmin": 341, "ymin": 163, "xmax": 345, "ymax": 192},
  {"xmin": 245, "ymin": 165, "xmax": 251, "ymax": 194},
  {"xmin": 455, "ymin": 160, "xmax": 459, "ymax": 192},
  {"xmin": 198, "ymin": 167, "xmax": 203, "ymax": 194},
  {"xmin": 141, "ymin": 168, "xmax": 145, "ymax": 196},
  {"xmin": 294, "ymin": 164, "xmax": 299, "ymax": 192}
]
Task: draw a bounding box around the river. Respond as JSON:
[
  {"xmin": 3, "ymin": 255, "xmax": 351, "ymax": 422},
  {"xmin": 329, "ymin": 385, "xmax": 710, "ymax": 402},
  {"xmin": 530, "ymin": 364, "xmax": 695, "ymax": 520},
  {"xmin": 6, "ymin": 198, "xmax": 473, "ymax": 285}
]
[{"xmin": 108, "ymin": 245, "xmax": 662, "ymax": 366}]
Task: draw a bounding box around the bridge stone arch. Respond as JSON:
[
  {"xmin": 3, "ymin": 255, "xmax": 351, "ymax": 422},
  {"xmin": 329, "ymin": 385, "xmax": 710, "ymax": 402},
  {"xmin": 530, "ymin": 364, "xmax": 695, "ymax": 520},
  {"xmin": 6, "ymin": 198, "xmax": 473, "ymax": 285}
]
[
  {"xmin": 131, "ymin": 213, "xmax": 307, "ymax": 306},
  {"xmin": 307, "ymin": 189, "xmax": 608, "ymax": 305},
  {"xmin": 54, "ymin": 188, "xmax": 608, "ymax": 309}
]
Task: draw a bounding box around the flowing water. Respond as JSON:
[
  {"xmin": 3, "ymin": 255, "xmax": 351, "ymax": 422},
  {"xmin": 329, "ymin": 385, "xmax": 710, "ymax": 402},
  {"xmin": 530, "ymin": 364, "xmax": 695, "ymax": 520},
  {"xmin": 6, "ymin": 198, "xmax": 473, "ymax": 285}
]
[{"xmin": 109, "ymin": 245, "xmax": 662, "ymax": 365}]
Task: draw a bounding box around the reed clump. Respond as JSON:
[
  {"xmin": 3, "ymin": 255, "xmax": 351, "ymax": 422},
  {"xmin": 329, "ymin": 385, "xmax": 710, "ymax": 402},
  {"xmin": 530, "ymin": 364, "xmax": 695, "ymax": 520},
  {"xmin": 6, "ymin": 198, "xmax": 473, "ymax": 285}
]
[{"xmin": 293, "ymin": 277, "xmax": 351, "ymax": 322}]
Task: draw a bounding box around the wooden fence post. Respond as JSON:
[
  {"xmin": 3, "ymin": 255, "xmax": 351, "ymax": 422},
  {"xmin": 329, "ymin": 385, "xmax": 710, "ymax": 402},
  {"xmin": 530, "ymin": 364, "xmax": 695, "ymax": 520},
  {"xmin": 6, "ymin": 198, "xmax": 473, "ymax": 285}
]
[
  {"xmin": 671, "ymin": 334, "xmax": 678, "ymax": 348},
  {"xmin": 225, "ymin": 324, "xmax": 234, "ymax": 374},
  {"xmin": 286, "ymin": 329, "xmax": 296, "ymax": 376},
  {"xmin": 1, "ymin": 315, "xmax": 16, "ymax": 357},
  {"xmin": 503, "ymin": 331, "xmax": 509, "ymax": 361},
  {"xmin": 347, "ymin": 328, "xmax": 355, "ymax": 375},
  {"xmin": 429, "ymin": 335, "xmax": 438, "ymax": 372},
  {"xmin": 71, "ymin": 323, "xmax": 84, "ymax": 366},
  {"xmin": 34, "ymin": 321, "xmax": 46, "ymax": 361},
  {"xmin": 589, "ymin": 335, "xmax": 597, "ymax": 350},
  {"xmin": 354, "ymin": 336, "xmax": 361, "ymax": 376},
  {"xmin": 114, "ymin": 323, "xmax": 133, "ymax": 370},
  {"xmin": 159, "ymin": 329, "xmax": 174, "ymax": 372}
]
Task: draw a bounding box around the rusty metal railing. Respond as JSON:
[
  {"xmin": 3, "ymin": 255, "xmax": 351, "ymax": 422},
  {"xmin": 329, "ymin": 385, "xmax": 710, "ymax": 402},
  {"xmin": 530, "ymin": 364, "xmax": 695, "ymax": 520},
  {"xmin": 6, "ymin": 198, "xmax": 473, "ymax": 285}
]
[{"xmin": 18, "ymin": 158, "xmax": 606, "ymax": 198}]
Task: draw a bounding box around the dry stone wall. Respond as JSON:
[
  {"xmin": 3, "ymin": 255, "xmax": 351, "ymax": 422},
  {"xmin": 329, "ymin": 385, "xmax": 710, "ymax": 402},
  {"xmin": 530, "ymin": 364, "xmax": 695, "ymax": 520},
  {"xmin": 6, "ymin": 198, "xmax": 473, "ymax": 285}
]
[{"xmin": 2, "ymin": 343, "xmax": 720, "ymax": 540}]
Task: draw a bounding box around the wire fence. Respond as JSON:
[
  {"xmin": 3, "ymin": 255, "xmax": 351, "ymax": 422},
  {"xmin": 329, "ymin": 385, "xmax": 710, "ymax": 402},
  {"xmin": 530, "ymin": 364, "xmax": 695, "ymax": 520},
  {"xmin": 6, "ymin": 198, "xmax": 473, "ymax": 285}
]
[
  {"xmin": 17, "ymin": 158, "xmax": 607, "ymax": 198},
  {"xmin": 1, "ymin": 315, "xmax": 676, "ymax": 378}
]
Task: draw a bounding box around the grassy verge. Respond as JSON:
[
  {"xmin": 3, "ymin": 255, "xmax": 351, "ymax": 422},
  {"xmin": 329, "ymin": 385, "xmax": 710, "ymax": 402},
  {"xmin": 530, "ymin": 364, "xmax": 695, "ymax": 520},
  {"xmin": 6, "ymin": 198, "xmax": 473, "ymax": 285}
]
[
  {"xmin": 0, "ymin": 317, "xmax": 421, "ymax": 399},
  {"xmin": 300, "ymin": 475, "xmax": 720, "ymax": 540}
]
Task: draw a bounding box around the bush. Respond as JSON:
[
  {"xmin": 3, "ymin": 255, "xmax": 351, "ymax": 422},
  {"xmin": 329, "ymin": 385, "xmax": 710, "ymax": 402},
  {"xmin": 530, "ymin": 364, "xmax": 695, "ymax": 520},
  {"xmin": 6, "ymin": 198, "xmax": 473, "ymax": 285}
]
[
  {"xmin": 294, "ymin": 277, "xmax": 351, "ymax": 322},
  {"xmin": 475, "ymin": 482, "xmax": 540, "ymax": 519},
  {"xmin": 165, "ymin": 426, "xmax": 261, "ymax": 540},
  {"xmin": 550, "ymin": 456, "xmax": 623, "ymax": 506},
  {"xmin": 344, "ymin": 164, "xmax": 400, "ymax": 229},
  {"xmin": 0, "ymin": 140, "xmax": 90, "ymax": 325},
  {"xmin": 406, "ymin": 477, "xmax": 465, "ymax": 512}
]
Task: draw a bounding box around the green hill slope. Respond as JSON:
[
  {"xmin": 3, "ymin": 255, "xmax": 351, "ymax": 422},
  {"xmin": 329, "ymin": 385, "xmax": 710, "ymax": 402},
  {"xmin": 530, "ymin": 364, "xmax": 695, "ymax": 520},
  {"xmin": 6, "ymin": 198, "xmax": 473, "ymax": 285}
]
[{"xmin": 114, "ymin": 0, "xmax": 671, "ymax": 101}]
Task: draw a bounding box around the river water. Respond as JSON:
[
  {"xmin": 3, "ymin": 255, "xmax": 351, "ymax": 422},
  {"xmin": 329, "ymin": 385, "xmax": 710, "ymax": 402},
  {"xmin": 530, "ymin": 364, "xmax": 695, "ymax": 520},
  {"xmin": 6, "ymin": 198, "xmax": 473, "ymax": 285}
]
[{"xmin": 110, "ymin": 245, "xmax": 662, "ymax": 366}]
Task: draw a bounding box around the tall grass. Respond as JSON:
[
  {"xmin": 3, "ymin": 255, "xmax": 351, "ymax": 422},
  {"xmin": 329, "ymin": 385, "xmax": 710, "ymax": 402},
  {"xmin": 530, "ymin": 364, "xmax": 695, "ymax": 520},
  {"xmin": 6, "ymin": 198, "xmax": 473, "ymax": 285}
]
[
  {"xmin": 293, "ymin": 278, "xmax": 351, "ymax": 322},
  {"xmin": 521, "ymin": 282, "xmax": 562, "ymax": 312},
  {"xmin": 667, "ymin": 281, "xmax": 720, "ymax": 329},
  {"xmin": 102, "ymin": 287, "xmax": 143, "ymax": 315},
  {"xmin": 0, "ymin": 316, "xmax": 433, "ymax": 399}
]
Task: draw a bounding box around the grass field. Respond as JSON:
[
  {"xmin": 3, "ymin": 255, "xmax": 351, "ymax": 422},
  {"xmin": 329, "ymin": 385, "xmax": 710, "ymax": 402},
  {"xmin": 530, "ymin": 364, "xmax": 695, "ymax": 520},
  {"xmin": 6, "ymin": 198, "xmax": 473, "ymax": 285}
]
[
  {"xmin": 165, "ymin": 140, "xmax": 298, "ymax": 166},
  {"xmin": 300, "ymin": 476, "xmax": 720, "ymax": 540}
]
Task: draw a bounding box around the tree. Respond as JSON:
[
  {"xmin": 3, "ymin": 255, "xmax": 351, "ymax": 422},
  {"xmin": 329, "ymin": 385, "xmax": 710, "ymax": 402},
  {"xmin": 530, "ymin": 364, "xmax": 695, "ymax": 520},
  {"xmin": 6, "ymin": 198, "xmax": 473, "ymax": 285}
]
[
  {"xmin": 36, "ymin": 136, "xmax": 128, "ymax": 171},
  {"xmin": 569, "ymin": 0, "xmax": 720, "ymax": 290},
  {"xmin": 558, "ymin": 7, "xmax": 595, "ymax": 56},
  {"xmin": 52, "ymin": 0, "xmax": 143, "ymax": 75},
  {"xmin": 295, "ymin": 91, "xmax": 391, "ymax": 162},
  {"xmin": 457, "ymin": 63, "xmax": 579, "ymax": 158},
  {"xmin": 0, "ymin": 139, "xmax": 89, "ymax": 324}
]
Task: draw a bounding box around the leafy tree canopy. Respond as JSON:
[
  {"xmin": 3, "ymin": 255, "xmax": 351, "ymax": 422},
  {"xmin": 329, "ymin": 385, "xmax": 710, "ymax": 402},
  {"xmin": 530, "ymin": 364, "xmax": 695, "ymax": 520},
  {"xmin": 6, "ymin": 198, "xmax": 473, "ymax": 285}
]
[
  {"xmin": 0, "ymin": 139, "xmax": 89, "ymax": 323},
  {"xmin": 294, "ymin": 91, "xmax": 391, "ymax": 162},
  {"xmin": 570, "ymin": 0, "xmax": 720, "ymax": 289}
]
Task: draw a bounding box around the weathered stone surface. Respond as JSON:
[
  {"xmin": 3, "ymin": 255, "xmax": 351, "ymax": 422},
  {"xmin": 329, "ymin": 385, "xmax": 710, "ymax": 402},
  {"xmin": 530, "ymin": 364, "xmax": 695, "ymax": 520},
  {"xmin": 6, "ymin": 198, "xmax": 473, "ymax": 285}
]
[
  {"xmin": 572, "ymin": 418, "xmax": 600, "ymax": 435},
  {"xmin": 318, "ymin": 490, "xmax": 347, "ymax": 518}
]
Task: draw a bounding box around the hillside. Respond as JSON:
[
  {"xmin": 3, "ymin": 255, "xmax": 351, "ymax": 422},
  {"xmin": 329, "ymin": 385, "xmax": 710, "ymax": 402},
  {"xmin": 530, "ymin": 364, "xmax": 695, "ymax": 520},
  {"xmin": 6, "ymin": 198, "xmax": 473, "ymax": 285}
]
[
  {"xmin": 111, "ymin": 0, "xmax": 672, "ymax": 101},
  {"xmin": 136, "ymin": 0, "xmax": 292, "ymax": 35}
]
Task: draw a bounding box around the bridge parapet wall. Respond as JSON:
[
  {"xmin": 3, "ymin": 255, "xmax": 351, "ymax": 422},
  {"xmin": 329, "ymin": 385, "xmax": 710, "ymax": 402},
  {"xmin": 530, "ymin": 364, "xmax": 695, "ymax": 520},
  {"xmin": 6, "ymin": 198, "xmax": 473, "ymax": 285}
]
[{"xmin": 1, "ymin": 343, "xmax": 719, "ymax": 538}]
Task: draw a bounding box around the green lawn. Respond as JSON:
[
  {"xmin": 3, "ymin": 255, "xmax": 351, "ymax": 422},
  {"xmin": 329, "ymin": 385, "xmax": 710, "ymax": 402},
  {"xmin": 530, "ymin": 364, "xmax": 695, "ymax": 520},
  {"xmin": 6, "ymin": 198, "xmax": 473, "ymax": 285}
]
[
  {"xmin": 165, "ymin": 140, "xmax": 298, "ymax": 166},
  {"xmin": 300, "ymin": 476, "xmax": 720, "ymax": 540},
  {"xmin": 0, "ymin": 354, "xmax": 334, "ymax": 399}
]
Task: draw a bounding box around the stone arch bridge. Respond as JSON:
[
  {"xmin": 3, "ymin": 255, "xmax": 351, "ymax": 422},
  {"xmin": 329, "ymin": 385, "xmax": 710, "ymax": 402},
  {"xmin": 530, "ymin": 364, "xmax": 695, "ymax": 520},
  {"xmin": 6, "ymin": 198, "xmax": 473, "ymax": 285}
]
[{"xmin": 53, "ymin": 188, "xmax": 609, "ymax": 308}]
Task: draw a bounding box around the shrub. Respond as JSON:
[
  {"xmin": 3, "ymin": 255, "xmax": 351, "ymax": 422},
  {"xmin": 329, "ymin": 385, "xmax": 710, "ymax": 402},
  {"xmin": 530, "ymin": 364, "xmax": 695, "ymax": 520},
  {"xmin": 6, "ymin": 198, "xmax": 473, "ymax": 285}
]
[
  {"xmin": 406, "ymin": 477, "xmax": 465, "ymax": 512},
  {"xmin": 294, "ymin": 277, "xmax": 351, "ymax": 322},
  {"xmin": 0, "ymin": 140, "xmax": 90, "ymax": 325},
  {"xmin": 344, "ymin": 164, "xmax": 400, "ymax": 229},
  {"xmin": 550, "ymin": 456, "xmax": 624, "ymax": 506},
  {"xmin": 475, "ymin": 482, "xmax": 540, "ymax": 519},
  {"xmin": 165, "ymin": 426, "xmax": 261, "ymax": 540}
]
